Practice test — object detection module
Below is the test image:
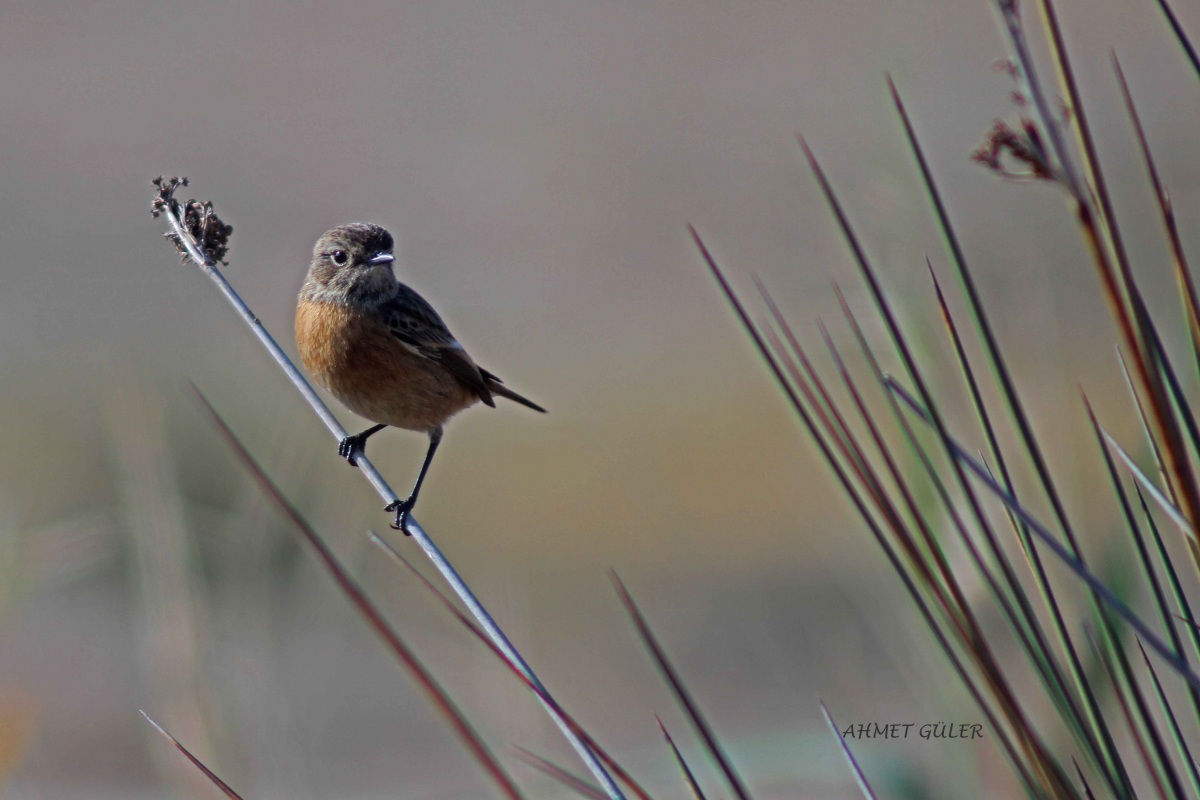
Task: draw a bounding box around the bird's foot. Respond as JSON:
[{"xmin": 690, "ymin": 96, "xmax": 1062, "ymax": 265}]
[
  {"xmin": 338, "ymin": 434, "xmax": 367, "ymax": 466},
  {"xmin": 386, "ymin": 497, "xmax": 415, "ymax": 536}
]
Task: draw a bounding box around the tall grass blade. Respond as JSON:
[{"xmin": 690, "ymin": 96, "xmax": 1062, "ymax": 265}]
[
  {"xmin": 140, "ymin": 711, "xmax": 244, "ymax": 800},
  {"xmin": 820, "ymin": 702, "xmax": 877, "ymax": 799},
  {"xmin": 801, "ymin": 136, "xmax": 1084, "ymax": 797},
  {"xmin": 1102, "ymin": 431, "xmax": 1197, "ymax": 544},
  {"xmin": 1088, "ymin": 626, "xmax": 1171, "ymax": 799},
  {"xmin": 1135, "ymin": 638, "xmax": 1200, "ymax": 796},
  {"xmin": 1149, "ymin": 0, "xmax": 1200, "ymax": 80},
  {"xmin": 888, "ymin": 380, "xmax": 1200, "ymax": 690},
  {"xmin": 830, "ymin": 288, "xmax": 1063, "ymax": 797},
  {"xmin": 1037, "ymin": 0, "xmax": 1200, "ymax": 563},
  {"xmin": 1113, "ymin": 55, "xmax": 1200, "ymax": 385},
  {"xmin": 1087, "ymin": 396, "xmax": 1199, "ymax": 787},
  {"xmin": 694, "ymin": 231, "xmax": 1046, "ymax": 797},
  {"xmin": 612, "ymin": 572, "xmax": 753, "ymax": 800},
  {"xmin": 887, "ymin": 74, "xmax": 1130, "ymax": 794},
  {"xmin": 926, "ymin": 269, "xmax": 1112, "ymax": 766},
  {"xmin": 1135, "ymin": 485, "xmax": 1200, "ymax": 721},
  {"xmin": 656, "ymin": 717, "xmax": 707, "ymax": 800}
]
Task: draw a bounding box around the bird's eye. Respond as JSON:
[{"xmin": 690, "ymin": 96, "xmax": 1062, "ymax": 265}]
[{"xmin": 330, "ymin": 250, "xmax": 349, "ymax": 266}]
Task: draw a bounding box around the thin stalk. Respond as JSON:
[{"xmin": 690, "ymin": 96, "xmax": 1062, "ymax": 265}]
[
  {"xmin": 1136, "ymin": 484, "xmax": 1200, "ymax": 725},
  {"xmin": 693, "ymin": 230, "xmax": 1043, "ymax": 797},
  {"xmin": 1113, "ymin": 56, "xmax": 1200, "ymax": 387},
  {"xmin": 1149, "ymin": 0, "xmax": 1200, "ymax": 80},
  {"xmin": 612, "ymin": 573, "xmax": 753, "ymax": 800},
  {"xmin": 141, "ymin": 712, "xmax": 244, "ymax": 800},
  {"xmin": 801, "ymin": 137, "xmax": 1078, "ymax": 798},
  {"xmin": 369, "ymin": 534, "xmax": 656, "ymax": 800},
  {"xmin": 1035, "ymin": 0, "xmax": 1200, "ymax": 570},
  {"xmin": 657, "ymin": 717, "xmax": 708, "ymax": 800},
  {"xmin": 888, "ymin": 380, "xmax": 1200, "ymax": 691},
  {"xmin": 1135, "ymin": 638, "xmax": 1200, "ymax": 797},
  {"xmin": 514, "ymin": 749, "xmax": 607, "ymax": 800},
  {"xmin": 888, "ymin": 75, "xmax": 1133, "ymax": 798},
  {"xmin": 1085, "ymin": 401, "xmax": 1186, "ymax": 799},
  {"xmin": 1089, "ymin": 625, "xmax": 1170, "ymax": 800},
  {"xmin": 153, "ymin": 186, "xmax": 622, "ymax": 800},
  {"xmin": 821, "ymin": 702, "xmax": 878, "ymax": 799},
  {"xmin": 928, "ymin": 269, "xmax": 1108, "ymax": 767},
  {"xmin": 1103, "ymin": 432, "xmax": 1197, "ymax": 544}
]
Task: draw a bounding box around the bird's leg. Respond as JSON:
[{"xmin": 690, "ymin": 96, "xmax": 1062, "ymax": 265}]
[
  {"xmin": 339, "ymin": 424, "xmax": 386, "ymax": 466},
  {"xmin": 387, "ymin": 426, "xmax": 443, "ymax": 535}
]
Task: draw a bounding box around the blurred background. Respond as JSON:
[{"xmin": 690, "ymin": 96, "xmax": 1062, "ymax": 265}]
[{"xmin": 3, "ymin": 1, "xmax": 1200, "ymax": 797}]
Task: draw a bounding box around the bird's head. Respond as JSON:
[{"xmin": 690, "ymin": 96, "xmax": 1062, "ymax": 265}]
[{"xmin": 304, "ymin": 223, "xmax": 397, "ymax": 303}]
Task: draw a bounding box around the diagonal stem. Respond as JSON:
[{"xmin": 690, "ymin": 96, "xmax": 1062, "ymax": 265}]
[{"xmin": 155, "ymin": 188, "xmax": 624, "ymax": 800}]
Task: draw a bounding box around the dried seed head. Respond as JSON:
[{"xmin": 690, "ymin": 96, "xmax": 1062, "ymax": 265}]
[{"xmin": 150, "ymin": 176, "xmax": 233, "ymax": 265}]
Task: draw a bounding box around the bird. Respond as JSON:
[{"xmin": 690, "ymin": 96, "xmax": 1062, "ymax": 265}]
[{"xmin": 295, "ymin": 222, "xmax": 545, "ymax": 531}]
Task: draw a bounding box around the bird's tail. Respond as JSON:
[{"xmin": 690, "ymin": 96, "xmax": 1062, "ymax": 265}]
[{"xmin": 484, "ymin": 375, "xmax": 547, "ymax": 413}]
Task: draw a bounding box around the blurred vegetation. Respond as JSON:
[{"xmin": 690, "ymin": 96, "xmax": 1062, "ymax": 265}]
[{"xmin": 7, "ymin": 1, "xmax": 1200, "ymax": 798}]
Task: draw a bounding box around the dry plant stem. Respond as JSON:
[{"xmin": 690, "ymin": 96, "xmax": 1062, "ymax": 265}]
[
  {"xmin": 888, "ymin": 379, "xmax": 1200, "ymax": 691},
  {"xmin": 885, "ymin": 79, "xmax": 1130, "ymax": 794},
  {"xmin": 797, "ymin": 140, "xmax": 1075, "ymax": 797},
  {"xmin": 1114, "ymin": 56, "xmax": 1200, "ymax": 392},
  {"xmin": 1033, "ymin": 0, "xmax": 1200, "ymax": 567},
  {"xmin": 156, "ymin": 196, "xmax": 623, "ymax": 800},
  {"xmin": 140, "ymin": 711, "xmax": 245, "ymax": 800},
  {"xmin": 691, "ymin": 227, "xmax": 1043, "ymax": 796}
]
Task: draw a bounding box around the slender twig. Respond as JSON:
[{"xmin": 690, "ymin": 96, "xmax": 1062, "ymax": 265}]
[{"xmin": 151, "ymin": 181, "xmax": 622, "ymax": 800}]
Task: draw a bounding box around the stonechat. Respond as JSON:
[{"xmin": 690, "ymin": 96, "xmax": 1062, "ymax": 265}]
[{"xmin": 295, "ymin": 223, "xmax": 545, "ymax": 531}]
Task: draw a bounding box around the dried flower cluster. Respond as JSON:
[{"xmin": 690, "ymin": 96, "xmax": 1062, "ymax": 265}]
[
  {"xmin": 970, "ymin": 59, "xmax": 1057, "ymax": 181},
  {"xmin": 151, "ymin": 175, "xmax": 233, "ymax": 265}
]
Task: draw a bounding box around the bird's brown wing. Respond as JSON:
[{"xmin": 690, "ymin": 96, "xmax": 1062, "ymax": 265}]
[{"xmin": 381, "ymin": 284, "xmax": 496, "ymax": 407}]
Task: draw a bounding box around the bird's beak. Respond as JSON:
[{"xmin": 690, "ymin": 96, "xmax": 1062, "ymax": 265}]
[{"xmin": 368, "ymin": 252, "xmax": 395, "ymax": 265}]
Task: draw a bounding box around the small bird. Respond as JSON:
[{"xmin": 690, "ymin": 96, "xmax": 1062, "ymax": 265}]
[{"xmin": 295, "ymin": 223, "xmax": 545, "ymax": 531}]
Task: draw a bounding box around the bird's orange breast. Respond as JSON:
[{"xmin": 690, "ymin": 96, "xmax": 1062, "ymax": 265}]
[{"xmin": 295, "ymin": 298, "xmax": 478, "ymax": 432}]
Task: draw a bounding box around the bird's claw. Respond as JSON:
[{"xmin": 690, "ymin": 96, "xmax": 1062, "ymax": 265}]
[
  {"xmin": 338, "ymin": 434, "xmax": 364, "ymax": 466},
  {"xmin": 386, "ymin": 497, "xmax": 415, "ymax": 535}
]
